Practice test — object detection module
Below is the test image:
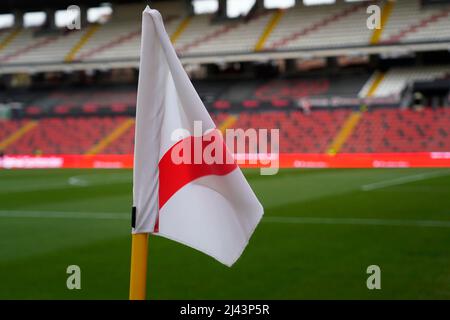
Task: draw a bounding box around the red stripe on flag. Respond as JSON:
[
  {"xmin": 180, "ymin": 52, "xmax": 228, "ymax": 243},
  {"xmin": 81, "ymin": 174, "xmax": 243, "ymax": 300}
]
[{"xmin": 154, "ymin": 131, "xmax": 237, "ymax": 232}]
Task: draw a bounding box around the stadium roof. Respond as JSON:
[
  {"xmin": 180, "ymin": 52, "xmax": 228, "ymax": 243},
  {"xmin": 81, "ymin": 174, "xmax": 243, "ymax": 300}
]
[{"xmin": 0, "ymin": 0, "xmax": 149, "ymax": 13}]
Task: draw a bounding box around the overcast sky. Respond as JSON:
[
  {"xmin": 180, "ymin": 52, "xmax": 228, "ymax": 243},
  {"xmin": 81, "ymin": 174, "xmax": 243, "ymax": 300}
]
[{"xmin": 195, "ymin": 0, "xmax": 357, "ymax": 16}]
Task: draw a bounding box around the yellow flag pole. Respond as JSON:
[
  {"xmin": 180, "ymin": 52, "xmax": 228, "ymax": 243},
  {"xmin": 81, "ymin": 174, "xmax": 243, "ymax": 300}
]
[{"xmin": 129, "ymin": 233, "xmax": 149, "ymax": 300}]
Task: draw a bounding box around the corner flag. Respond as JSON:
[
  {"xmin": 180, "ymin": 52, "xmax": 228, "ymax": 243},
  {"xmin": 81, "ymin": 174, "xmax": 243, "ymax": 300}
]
[{"xmin": 130, "ymin": 6, "xmax": 263, "ymax": 299}]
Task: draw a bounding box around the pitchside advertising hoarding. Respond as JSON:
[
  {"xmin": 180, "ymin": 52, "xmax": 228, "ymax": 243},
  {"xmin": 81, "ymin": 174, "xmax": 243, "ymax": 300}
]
[{"xmin": 1, "ymin": 153, "xmax": 450, "ymax": 169}]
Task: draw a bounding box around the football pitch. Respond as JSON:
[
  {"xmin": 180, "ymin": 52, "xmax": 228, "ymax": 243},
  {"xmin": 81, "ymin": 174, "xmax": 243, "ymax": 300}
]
[{"xmin": 0, "ymin": 168, "xmax": 449, "ymax": 299}]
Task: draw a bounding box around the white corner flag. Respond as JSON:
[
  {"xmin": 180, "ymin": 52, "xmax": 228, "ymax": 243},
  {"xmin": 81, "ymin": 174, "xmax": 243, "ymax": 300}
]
[{"xmin": 132, "ymin": 7, "xmax": 263, "ymax": 267}]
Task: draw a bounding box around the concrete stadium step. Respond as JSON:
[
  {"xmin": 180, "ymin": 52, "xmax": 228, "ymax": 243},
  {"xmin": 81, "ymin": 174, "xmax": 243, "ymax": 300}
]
[
  {"xmin": 370, "ymin": 0, "xmax": 395, "ymax": 45},
  {"xmin": 0, "ymin": 121, "xmax": 39, "ymax": 150},
  {"xmin": 170, "ymin": 16, "xmax": 192, "ymax": 44},
  {"xmin": 65, "ymin": 24, "xmax": 101, "ymax": 62},
  {"xmin": 358, "ymin": 71, "xmax": 386, "ymax": 98},
  {"xmin": 254, "ymin": 9, "xmax": 285, "ymax": 51},
  {"xmin": 327, "ymin": 112, "xmax": 362, "ymax": 155},
  {"xmin": 86, "ymin": 118, "xmax": 135, "ymax": 155},
  {"xmin": 366, "ymin": 72, "xmax": 386, "ymax": 98}
]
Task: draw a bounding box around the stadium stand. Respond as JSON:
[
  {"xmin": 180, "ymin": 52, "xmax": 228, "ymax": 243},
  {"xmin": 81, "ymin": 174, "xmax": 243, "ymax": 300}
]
[
  {"xmin": 0, "ymin": 28, "xmax": 84, "ymax": 64},
  {"xmin": 96, "ymin": 107, "xmax": 232, "ymax": 154},
  {"xmin": 102, "ymin": 122, "xmax": 135, "ymax": 154},
  {"xmin": 176, "ymin": 11, "xmax": 273, "ymax": 55},
  {"xmin": 2, "ymin": 117, "xmax": 127, "ymax": 154},
  {"xmin": 30, "ymin": 86, "xmax": 137, "ymax": 110},
  {"xmin": 254, "ymin": 73, "xmax": 370, "ymax": 101},
  {"xmin": 9, "ymin": 71, "xmax": 371, "ymax": 113},
  {"xmin": 380, "ymin": 0, "xmax": 450, "ymax": 44},
  {"xmin": 341, "ymin": 108, "xmax": 450, "ymax": 153},
  {"xmin": 2, "ymin": 107, "xmax": 449, "ymax": 155},
  {"xmin": 360, "ymin": 66, "xmax": 450, "ymax": 97},
  {"xmin": 1, "ymin": 0, "xmax": 450, "ymax": 66},
  {"xmin": 231, "ymin": 109, "xmax": 352, "ymax": 153},
  {"xmin": 73, "ymin": 4, "xmax": 183, "ymax": 62},
  {"xmin": 0, "ymin": 119, "xmax": 28, "ymax": 145},
  {"xmin": 263, "ymin": 1, "xmax": 371, "ymax": 50}
]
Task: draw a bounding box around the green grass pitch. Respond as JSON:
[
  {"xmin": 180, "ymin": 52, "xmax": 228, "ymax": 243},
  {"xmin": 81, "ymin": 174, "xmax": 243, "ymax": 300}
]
[{"xmin": 0, "ymin": 168, "xmax": 449, "ymax": 299}]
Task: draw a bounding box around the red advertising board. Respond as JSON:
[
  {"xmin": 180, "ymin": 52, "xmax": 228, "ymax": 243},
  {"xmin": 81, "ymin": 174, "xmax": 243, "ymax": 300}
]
[{"xmin": 1, "ymin": 153, "xmax": 450, "ymax": 169}]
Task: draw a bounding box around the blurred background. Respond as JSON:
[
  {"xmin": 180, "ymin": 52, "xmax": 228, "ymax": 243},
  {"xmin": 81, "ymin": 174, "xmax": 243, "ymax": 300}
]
[{"xmin": 0, "ymin": 0, "xmax": 449, "ymax": 299}]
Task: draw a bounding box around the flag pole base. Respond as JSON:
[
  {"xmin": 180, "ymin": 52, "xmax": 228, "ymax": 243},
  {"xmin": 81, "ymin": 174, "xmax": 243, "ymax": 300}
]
[{"xmin": 129, "ymin": 233, "xmax": 149, "ymax": 300}]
